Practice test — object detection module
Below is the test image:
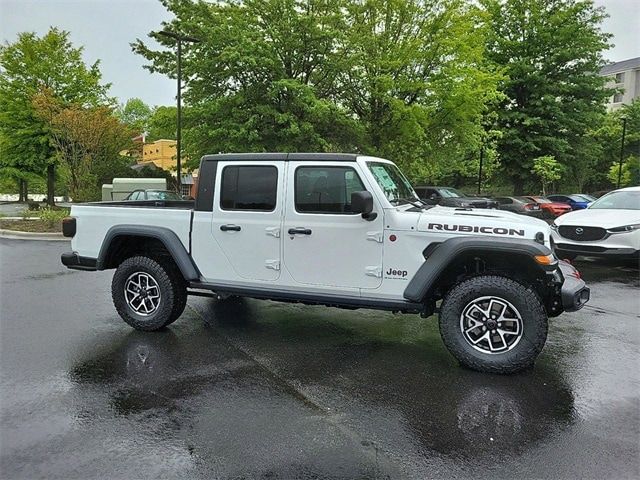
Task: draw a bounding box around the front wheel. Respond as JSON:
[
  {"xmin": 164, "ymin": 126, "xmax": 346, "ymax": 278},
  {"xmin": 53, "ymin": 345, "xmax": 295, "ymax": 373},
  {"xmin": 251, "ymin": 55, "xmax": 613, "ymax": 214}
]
[
  {"xmin": 112, "ymin": 255, "xmax": 187, "ymax": 331},
  {"xmin": 439, "ymin": 275, "xmax": 548, "ymax": 374}
]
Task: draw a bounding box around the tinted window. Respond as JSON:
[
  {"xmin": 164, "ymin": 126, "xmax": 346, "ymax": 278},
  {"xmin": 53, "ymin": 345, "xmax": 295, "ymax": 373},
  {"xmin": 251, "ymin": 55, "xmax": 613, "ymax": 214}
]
[
  {"xmin": 496, "ymin": 197, "xmax": 512, "ymax": 204},
  {"xmin": 295, "ymin": 166, "xmax": 365, "ymax": 214},
  {"xmin": 220, "ymin": 166, "xmax": 277, "ymax": 211}
]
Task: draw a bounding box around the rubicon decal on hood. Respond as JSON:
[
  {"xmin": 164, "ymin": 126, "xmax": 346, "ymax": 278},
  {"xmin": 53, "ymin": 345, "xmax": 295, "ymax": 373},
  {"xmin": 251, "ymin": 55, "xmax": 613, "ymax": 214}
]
[{"xmin": 427, "ymin": 223, "xmax": 525, "ymax": 236}]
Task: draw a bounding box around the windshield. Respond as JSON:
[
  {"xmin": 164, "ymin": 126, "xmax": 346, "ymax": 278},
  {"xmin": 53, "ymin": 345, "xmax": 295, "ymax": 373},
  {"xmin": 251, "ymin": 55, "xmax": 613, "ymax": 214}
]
[
  {"xmin": 589, "ymin": 191, "xmax": 640, "ymax": 210},
  {"xmin": 147, "ymin": 190, "xmax": 182, "ymax": 200},
  {"xmin": 367, "ymin": 162, "xmax": 417, "ymax": 203},
  {"xmin": 567, "ymin": 195, "xmax": 588, "ymax": 202},
  {"xmin": 573, "ymin": 194, "xmax": 595, "ymax": 202},
  {"xmin": 439, "ymin": 188, "xmax": 465, "ymax": 198}
]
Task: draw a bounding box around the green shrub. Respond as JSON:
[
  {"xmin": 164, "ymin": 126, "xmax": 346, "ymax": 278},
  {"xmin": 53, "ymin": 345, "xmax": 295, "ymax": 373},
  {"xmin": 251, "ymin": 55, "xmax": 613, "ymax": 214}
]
[{"xmin": 39, "ymin": 207, "xmax": 70, "ymax": 226}]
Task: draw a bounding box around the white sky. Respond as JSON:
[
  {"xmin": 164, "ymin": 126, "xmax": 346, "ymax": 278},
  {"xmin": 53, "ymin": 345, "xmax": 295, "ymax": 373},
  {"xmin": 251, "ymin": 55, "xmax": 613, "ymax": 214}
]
[{"xmin": 1, "ymin": 0, "xmax": 639, "ymax": 107}]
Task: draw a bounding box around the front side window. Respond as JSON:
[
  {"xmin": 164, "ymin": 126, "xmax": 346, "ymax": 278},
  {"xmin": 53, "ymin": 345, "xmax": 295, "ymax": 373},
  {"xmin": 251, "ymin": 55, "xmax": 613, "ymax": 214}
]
[
  {"xmin": 295, "ymin": 166, "xmax": 365, "ymax": 213},
  {"xmin": 220, "ymin": 165, "xmax": 278, "ymax": 211},
  {"xmin": 366, "ymin": 162, "xmax": 417, "ymax": 204}
]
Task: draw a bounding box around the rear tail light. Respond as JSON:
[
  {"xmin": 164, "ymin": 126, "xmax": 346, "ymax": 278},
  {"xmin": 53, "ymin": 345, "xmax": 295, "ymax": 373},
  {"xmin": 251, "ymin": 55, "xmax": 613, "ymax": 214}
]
[{"xmin": 62, "ymin": 217, "xmax": 76, "ymax": 237}]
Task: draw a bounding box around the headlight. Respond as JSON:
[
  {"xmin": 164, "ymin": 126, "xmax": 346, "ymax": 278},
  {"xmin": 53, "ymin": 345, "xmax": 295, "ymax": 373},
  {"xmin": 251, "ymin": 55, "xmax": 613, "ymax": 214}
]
[
  {"xmin": 550, "ymin": 222, "xmax": 558, "ymax": 231},
  {"xmin": 608, "ymin": 224, "xmax": 640, "ymax": 233}
]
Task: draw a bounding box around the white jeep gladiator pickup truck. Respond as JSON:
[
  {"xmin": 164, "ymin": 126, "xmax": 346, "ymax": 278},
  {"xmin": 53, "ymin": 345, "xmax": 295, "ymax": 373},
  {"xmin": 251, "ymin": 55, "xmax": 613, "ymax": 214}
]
[{"xmin": 61, "ymin": 153, "xmax": 589, "ymax": 373}]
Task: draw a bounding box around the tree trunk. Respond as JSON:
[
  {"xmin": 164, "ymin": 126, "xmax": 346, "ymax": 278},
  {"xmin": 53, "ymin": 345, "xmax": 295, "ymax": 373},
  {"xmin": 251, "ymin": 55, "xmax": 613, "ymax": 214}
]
[
  {"xmin": 24, "ymin": 180, "xmax": 29, "ymax": 201},
  {"xmin": 512, "ymin": 176, "xmax": 525, "ymax": 196},
  {"xmin": 18, "ymin": 179, "xmax": 25, "ymax": 202},
  {"xmin": 47, "ymin": 164, "xmax": 55, "ymax": 206}
]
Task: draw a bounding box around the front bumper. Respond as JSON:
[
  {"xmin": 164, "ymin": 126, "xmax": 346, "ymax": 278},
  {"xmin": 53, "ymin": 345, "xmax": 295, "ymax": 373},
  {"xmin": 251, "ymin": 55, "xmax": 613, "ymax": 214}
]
[
  {"xmin": 551, "ymin": 229, "xmax": 640, "ymax": 258},
  {"xmin": 558, "ymin": 261, "xmax": 590, "ymax": 312},
  {"xmin": 61, "ymin": 251, "xmax": 98, "ymax": 271}
]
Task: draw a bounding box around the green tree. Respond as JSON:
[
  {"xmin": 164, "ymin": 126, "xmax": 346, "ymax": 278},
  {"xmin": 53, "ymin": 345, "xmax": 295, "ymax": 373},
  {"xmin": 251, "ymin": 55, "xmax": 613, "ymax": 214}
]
[
  {"xmin": 531, "ymin": 155, "xmax": 562, "ymax": 194},
  {"xmin": 594, "ymin": 100, "xmax": 640, "ymax": 189},
  {"xmin": 339, "ymin": 0, "xmax": 502, "ymax": 180},
  {"xmin": 116, "ymin": 98, "xmax": 152, "ymax": 134},
  {"xmin": 147, "ymin": 105, "xmax": 177, "ymax": 141},
  {"xmin": 33, "ymin": 89, "xmax": 134, "ymax": 201},
  {"xmin": 133, "ymin": 0, "xmax": 500, "ymax": 178},
  {"xmin": 483, "ymin": 0, "xmax": 612, "ymax": 194},
  {"xmin": 133, "ymin": 0, "xmax": 359, "ymax": 170},
  {"xmin": 0, "ymin": 28, "xmax": 111, "ymax": 204}
]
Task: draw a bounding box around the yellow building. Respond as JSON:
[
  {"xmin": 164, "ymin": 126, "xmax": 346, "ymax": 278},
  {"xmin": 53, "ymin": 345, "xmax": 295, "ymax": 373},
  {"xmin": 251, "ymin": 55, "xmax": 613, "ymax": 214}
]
[{"xmin": 138, "ymin": 139, "xmax": 177, "ymax": 171}]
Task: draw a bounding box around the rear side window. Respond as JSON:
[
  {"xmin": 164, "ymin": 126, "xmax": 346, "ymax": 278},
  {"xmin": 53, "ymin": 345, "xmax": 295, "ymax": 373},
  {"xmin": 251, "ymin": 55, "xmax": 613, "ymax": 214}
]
[
  {"xmin": 295, "ymin": 166, "xmax": 365, "ymax": 214},
  {"xmin": 220, "ymin": 165, "xmax": 278, "ymax": 211}
]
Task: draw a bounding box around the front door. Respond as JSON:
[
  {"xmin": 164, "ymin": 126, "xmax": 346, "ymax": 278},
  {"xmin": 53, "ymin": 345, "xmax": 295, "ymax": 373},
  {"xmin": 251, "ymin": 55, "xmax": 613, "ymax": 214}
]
[
  {"xmin": 283, "ymin": 162, "xmax": 384, "ymax": 290},
  {"xmin": 212, "ymin": 161, "xmax": 284, "ymax": 281}
]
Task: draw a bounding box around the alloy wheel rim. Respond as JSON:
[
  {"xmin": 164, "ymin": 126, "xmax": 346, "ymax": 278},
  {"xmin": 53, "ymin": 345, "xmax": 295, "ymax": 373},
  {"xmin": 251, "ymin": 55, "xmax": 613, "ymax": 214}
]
[
  {"xmin": 124, "ymin": 272, "xmax": 161, "ymax": 316},
  {"xmin": 459, "ymin": 296, "xmax": 523, "ymax": 354}
]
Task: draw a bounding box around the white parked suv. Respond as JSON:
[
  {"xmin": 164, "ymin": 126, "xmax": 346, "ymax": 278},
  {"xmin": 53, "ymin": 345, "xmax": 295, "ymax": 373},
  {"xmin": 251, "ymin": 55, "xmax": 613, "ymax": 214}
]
[
  {"xmin": 61, "ymin": 153, "xmax": 589, "ymax": 373},
  {"xmin": 551, "ymin": 186, "xmax": 640, "ymax": 260}
]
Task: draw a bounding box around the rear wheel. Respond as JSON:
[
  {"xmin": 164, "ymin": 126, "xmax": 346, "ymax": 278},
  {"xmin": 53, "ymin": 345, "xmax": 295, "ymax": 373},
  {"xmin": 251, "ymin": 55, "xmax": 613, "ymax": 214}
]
[
  {"xmin": 439, "ymin": 275, "xmax": 548, "ymax": 374},
  {"xmin": 112, "ymin": 255, "xmax": 186, "ymax": 331}
]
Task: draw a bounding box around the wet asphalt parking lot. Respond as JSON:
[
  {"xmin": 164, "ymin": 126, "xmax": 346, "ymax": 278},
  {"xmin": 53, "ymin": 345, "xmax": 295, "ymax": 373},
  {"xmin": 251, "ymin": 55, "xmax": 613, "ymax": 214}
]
[{"xmin": 0, "ymin": 238, "xmax": 638, "ymax": 479}]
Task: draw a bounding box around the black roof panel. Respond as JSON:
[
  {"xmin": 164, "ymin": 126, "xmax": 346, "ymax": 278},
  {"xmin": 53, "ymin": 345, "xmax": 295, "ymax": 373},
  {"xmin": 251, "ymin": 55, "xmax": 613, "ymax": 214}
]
[{"xmin": 201, "ymin": 153, "xmax": 358, "ymax": 162}]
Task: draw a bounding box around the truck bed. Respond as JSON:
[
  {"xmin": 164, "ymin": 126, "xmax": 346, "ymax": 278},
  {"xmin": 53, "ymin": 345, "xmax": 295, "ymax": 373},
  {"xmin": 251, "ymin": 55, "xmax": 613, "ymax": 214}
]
[{"xmin": 70, "ymin": 202, "xmax": 194, "ymax": 259}]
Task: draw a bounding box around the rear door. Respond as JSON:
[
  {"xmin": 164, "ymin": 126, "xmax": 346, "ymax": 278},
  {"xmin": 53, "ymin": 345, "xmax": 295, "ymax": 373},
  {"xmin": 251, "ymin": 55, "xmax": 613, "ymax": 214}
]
[
  {"xmin": 211, "ymin": 161, "xmax": 284, "ymax": 281},
  {"xmin": 282, "ymin": 162, "xmax": 384, "ymax": 289}
]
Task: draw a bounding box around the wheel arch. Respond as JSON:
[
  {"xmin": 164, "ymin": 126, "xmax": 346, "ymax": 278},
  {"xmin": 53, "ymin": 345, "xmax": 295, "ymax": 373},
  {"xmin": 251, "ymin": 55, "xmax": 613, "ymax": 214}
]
[
  {"xmin": 404, "ymin": 236, "xmax": 555, "ymax": 304},
  {"xmin": 97, "ymin": 225, "xmax": 200, "ymax": 281}
]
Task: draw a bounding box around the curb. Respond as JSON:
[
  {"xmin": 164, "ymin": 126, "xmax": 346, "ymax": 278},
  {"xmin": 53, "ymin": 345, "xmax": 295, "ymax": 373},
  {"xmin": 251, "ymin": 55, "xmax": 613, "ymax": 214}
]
[{"xmin": 0, "ymin": 229, "xmax": 68, "ymax": 241}]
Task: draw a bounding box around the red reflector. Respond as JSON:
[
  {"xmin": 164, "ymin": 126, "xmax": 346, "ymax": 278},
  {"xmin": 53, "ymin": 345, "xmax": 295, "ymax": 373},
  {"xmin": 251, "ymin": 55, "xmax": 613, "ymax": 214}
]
[{"xmin": 389, "ymin": 234, "xmax": 397, "ymax": 242}]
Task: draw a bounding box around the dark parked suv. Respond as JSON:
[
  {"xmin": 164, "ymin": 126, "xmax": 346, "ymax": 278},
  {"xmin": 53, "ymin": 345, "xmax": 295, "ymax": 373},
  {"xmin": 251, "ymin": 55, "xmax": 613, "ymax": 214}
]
[{"xmin": 414, "ymin": 186, "xmax": 499, "ymax": 209}]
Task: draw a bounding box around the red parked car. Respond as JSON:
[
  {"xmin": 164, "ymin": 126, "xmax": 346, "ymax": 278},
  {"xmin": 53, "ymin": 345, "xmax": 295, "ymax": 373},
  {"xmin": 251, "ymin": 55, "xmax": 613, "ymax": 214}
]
[{"xmin": 525, "ymin": 196, "xmax": 572, "ymax": 218}]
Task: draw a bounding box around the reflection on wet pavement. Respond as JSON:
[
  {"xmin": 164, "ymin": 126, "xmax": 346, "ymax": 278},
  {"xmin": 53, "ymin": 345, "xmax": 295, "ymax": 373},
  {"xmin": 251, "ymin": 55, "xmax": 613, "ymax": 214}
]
[{"xmin": 1, "ymin": 239, "xmax": 638, "ymax": 479}]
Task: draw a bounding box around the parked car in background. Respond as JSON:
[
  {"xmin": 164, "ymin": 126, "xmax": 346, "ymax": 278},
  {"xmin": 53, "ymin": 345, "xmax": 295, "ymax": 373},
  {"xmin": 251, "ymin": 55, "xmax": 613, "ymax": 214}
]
[
  {"xmin": 124, "ymin": 190, "xmax": 184, "ymax": 201},
  {"xmin": 572, "ymin": 194, "xmax": 597, "ymax": 203},
  {"xmin": 414, "ymin": 186, "xmax": 499, "ymax": 208},
  {"xmin": 546, "ymin": 194, "xmax": 592, "ymax": 210},
  {"xmin": 551, "ymin": 186, "xmax": 640, "ymax": 260},
  {"xmin": 525, "ymin": 196, "xmax": 572, "ymax": 218},
  {"xmin": 494, "ymin": 197, "xmax": 545, "ymax": 218}
]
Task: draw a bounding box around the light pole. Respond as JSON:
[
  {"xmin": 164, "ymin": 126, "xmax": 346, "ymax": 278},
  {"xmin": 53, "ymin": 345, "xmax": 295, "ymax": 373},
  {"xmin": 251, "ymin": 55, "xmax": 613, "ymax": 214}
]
[
  {"xmin": 617, "ymin": 116, "xmax": 627, "ymax": 189},
  {"xmin": 158, "ymin": 30, "xmax": 200, "ymax": 193},
  {"xmin": 477, "ymin": 145, "xmax": 484, "ymax": 195}
]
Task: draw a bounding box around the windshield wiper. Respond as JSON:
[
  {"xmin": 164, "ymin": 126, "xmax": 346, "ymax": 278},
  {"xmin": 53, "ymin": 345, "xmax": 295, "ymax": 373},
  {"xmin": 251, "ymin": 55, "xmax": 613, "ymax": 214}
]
[{"xmin": 391, "ymin": 197, "xmax": 428, "ymax": 209}]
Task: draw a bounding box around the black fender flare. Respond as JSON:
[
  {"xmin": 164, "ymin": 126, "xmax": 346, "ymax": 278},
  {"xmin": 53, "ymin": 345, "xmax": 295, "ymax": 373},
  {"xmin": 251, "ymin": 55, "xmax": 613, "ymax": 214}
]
[
  {"xmin": 403, "ymin": 236, "xmax": 554, "ymax": 303},
  {"xmin": 97, "ymin": 225, "xmax": 200, "ymax": 281}
]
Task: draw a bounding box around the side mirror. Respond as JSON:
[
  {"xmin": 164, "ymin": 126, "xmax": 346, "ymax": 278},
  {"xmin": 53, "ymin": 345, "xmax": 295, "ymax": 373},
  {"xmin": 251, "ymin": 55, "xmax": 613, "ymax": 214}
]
[
  {"xmin": 430, "ymin": 193, "xmax": 438, "ymax": 201},
  {"xmin": 351, "ymin": 191, "xmax": 377, "ymax": 220}
]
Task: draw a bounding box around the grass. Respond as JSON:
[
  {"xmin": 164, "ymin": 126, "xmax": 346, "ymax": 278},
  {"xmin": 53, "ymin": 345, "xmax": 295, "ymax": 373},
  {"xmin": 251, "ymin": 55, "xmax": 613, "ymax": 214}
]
[
  {"xmin": 0, "ymin": 219, "xmax": 62, "ymax": 233},
  {"xmin": 1, "ymin": 207, "xmax": 69, "ymax": 233}
]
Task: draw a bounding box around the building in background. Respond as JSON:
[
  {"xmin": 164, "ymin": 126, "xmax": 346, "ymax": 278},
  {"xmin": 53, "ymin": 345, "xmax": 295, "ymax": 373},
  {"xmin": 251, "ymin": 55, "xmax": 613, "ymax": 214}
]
[
  {"xmin": 138, "ymin": 139, "xmax": 178, "ymax": 171},
  {"xmin": 128, "ymin": 138, "xmax": 198, "ymax": 198},
  {"xmin": 600, "ymin": 57, "xmax": 640, "ymax": 111}
]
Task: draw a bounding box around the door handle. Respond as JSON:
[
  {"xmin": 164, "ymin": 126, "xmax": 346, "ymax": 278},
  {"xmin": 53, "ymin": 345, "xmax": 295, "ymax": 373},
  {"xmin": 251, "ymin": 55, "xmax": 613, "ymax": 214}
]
[
  {"xmin": 288, "ymin": 228, "xmax": 312, "ymax": 235},
  {"xmin": 220, "ymin": 224, "xmax": 241, "ymax": 232}
]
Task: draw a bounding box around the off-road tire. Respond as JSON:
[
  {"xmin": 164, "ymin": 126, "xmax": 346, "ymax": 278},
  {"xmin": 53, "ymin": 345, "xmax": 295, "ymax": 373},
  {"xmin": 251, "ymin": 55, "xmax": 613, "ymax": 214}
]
[
  {"xmin": 112, "ymin": 255, "xmax": 185, "ymax": 331},
  {"xmin": 156, "ymin": 257, "xmax": 188, "ymax": 323},
  {"xmin": 439, "ymin": 275, "xmax": 548, "ymax": 374}
]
